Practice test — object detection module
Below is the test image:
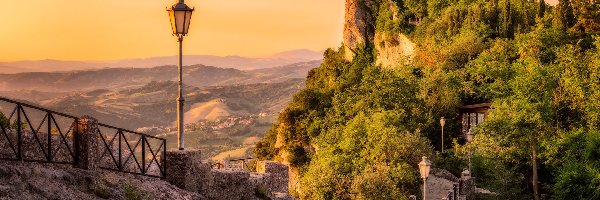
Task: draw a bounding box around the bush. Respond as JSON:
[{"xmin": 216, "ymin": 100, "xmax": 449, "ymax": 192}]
[{"xmin": 432, "ymin": 150, "xmax": 466, "ymax": 177}]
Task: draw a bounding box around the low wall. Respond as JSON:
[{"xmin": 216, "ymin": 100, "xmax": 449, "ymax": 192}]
[{"xmin": 166, "ymin": 150, "xmax": 293, "ymax": 200}]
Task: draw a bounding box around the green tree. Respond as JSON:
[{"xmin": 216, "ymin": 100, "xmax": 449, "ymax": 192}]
[
  {"xmin": 538, "ymin": 0, "xmax": 546, "ymax": 18},
  {"xmin": 499, "ymin": 0, "xmax": 515, "ymax": 38},
  {"xmin": 0, "ymin": 112, "xmax": 8, "ymax": 128},
  {"xmin": 554, "ymin": 0, "xmax": 576, "ymax": 29}
]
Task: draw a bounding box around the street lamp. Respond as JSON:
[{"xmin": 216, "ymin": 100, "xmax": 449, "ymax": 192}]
[
  {"xmin": 418, "ymin": 156, "xmax": 431, "ymax": 200},
  {"xmin": 466, "ymin": 129, "xmax": 474, "ymax": 172},
  {"xmin": 440, "ymin": 117, "xmax": 446, "ymax": 153},
  {"xmin": 167, "ymin": 0, "xmax": 194, "ymax": 150}
]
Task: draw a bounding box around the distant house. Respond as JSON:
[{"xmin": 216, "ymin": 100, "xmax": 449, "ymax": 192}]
[
  {"xmin": 408, "ymin": 18, "xmax": 421, "ymax": 25},
  {"xmin": 459, "ymin": 103, "xmax": 491, "ymax": 135}
]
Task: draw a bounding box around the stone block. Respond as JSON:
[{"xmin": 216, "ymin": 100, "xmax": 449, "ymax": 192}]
[
  {"xmin": 204, "ymin": 169, "xmax": 252, "ymax": 200},
  {"xmin": 74, "ymin": 116, "xmax": 100, "ymax": 170},
  {"xmin": 257, "ymin": 161, "xmax": 289, "ymax": 194},
  {"xmin": 165, "ymin": 149, "xmax": 202, "ymax": 192}
]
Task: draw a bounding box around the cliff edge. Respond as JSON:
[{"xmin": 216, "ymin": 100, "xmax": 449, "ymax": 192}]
[{"xmin": 343, "ymin": 0, "xmax": 416, "ymax": 67}]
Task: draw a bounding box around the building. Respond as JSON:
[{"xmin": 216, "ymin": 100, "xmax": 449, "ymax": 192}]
[{"xmin": 459, "ymin": 103, "xmax": 491, "ymax": 136}]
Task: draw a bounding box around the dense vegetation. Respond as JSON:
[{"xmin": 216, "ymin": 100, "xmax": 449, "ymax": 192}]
[{"xmin": 256, "ymin": 0, "xmax": 599, "ymax": 199}]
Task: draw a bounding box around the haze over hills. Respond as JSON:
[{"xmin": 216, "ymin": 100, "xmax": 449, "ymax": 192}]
[
  {"xmin": 0, "ymin": 49, "xmax": 324, "ymax": 74},
  {"xmin": 0, "ymin": 60, "xmax": 322, "ymax": 92}
]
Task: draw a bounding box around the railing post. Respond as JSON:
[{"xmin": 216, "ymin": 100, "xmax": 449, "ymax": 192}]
[
  {"xmin": 142, "ymin": 136, "xmax": 146, "ymax": 174},
  {"xmin": 163, "ymin": 140, "xmax": 167, "ymax": 178},
  {"xmin": 74, "ymin": 116, "xmax": 99, "ymax": 170},
  {"xmin": 16, "ymin": 104, "xmax": 22, "ymax": 160},
  {"xmin": 119, "ymin": 130, "xmax": 123, "ymax": 170},
  {"xmin": 47, "ymin": 113, "xmax": 52, "ymax": 161}
]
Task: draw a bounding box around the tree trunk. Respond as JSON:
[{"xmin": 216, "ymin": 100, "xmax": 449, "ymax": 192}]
[{"xmin": 531, "ymin": 135, "xmax": 540, "ymax": 200}]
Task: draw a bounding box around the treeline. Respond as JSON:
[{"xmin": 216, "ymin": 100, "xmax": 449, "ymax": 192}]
[{"xmin": 256, "ymin": 0, "xmax": 599, "ymax": 199}]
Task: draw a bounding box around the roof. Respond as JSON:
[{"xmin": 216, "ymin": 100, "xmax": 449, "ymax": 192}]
[{"xmin": 460, "ymin": 103, "xmax": 492, "ymax": 110}]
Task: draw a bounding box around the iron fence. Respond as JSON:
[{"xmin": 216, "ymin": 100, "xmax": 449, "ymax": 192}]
[
  {"xmin": 0, "ymin": 97, "xmax": 166, "ymax": 179},
  {"xmin": 0, "ymin": 97, "xmax": 78, "ymax": 164},
  {"xmin": 96, "ymin": 123, "xmax": 167, "ymax": 178}
]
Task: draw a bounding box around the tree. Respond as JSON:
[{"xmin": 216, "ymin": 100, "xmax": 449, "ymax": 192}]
[
  {"xmin": 0, "ymin": 112, "xmax": 8, "ymax": 128},
  {"xmin": 499, "ymin": 0, "xmax": 515, "ymax": 38},
  {"xmin": 554, "ymin": 0, "xmax": 576, "ymax": 29},
  {"xmin": 538, "ymin": 0, "xmax": 546, "ymax": 18}
]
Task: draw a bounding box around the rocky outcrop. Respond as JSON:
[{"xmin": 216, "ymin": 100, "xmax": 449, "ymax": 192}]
[
  {"xmin": 374, "ymin": 33, "xmax": 416, "ymax": 68},
  {"xmin": 343, "ymin": 0, "xmax": 417, "ymax": 67},
  {"xmin": 343, "ymin": 0, "xmax": 376, "ymax": 60}
]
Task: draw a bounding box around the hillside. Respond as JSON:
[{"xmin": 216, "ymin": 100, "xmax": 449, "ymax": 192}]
[
  {"xmin": 7, "ymin": 79, "xmax": 304, "ymax": 131},
  {"xmin": 0, "ymin": 60, "xmax": 319, "ymax": 161},
  {"xmin": 256, "ymin": 0, "xmax": 600, "ymax": 199}
]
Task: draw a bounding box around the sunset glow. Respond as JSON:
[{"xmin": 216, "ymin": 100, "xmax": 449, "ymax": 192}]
[{"xmin": 0, "ymin": 0, "xmax": 345, "ymax": 62}]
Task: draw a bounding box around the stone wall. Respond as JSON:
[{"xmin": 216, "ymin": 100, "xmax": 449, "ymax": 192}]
[
  {"xmin": 424, "ymin": 168, "xmax": 476, "ymax": 200},
  {"xmin": 166, "ymin": 149, "xmax": 293, "ymax": 200}
]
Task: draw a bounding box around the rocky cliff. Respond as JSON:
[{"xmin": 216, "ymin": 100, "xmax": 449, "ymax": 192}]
[
  {"xmin": 343, "ymin": 0, "xmax": 415, "ymax": 67},
  {"xmin": 343, "ymin": 0, "xmax": 375, "ymax": 60}
]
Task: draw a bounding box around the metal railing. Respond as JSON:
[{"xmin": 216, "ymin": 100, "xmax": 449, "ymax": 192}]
[
  {"xmin": 0, "ymin": 97, "xmax": 78, "ymax": 164},
  {"xmin": 0, "ymin": 97, "xmax": 166, "ymax": 178},
  {"xmin": 96, "ymin": 123, "xmax": 167, "ymax": 178},
  {"xmin": 229, "ymin": 157, "xmax": 254, "ymax": 170},
  {"xmin": 211, "ymin": 157, "xmax": 254, "ymax": 170}
]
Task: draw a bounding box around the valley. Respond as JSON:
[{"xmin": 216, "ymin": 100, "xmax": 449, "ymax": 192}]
[{"xmin": 0, "ymin": 59, "xmax": 321, "ymax": 160}]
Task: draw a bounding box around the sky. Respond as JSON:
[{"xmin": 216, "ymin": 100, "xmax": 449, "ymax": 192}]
[
  {"xmin": 0, "ymin": 1, "xmax": 345, "ymax": 62},
  {"xmin": 0, "ymin": 1, "xmax": 560, "ymax": 62}
]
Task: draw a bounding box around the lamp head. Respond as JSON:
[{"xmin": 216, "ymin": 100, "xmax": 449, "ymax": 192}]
[
  {"xmin": 418, "ymin": 156, "xmax": 431, "ymax": 179},
  {"xmin": 167, "ymin": 0, "xmax": 194, "ymax": 38}
]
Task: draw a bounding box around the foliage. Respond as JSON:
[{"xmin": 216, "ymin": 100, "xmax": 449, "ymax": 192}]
[
  {"xmin": 255, "ymin": 185, "xmax": 269, "ymax": 200},
  {"xmin": 432, "ymin": 150, "xmax": 466, "ymax": 177},
  {"xmin": 0, "ymin": 112, "xmax": 8, "ymax": 128},
  {"xmin": 122, "ymin": 183, "xmax": 149, "ymax": 200},
  {"xmin": 93, "ymin": 186, "xmax": 110, "ymax": 199},
  {"xmin": 548, "ymin": 130, "xmax": 600, "ymax": 199},
  {"xmin": 256, "ymin": 0, "xmax": 600, "ymax": 199}
]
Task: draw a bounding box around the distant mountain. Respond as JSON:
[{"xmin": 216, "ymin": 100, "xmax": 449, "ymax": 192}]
[
  {"xmin": 250, "ymin": 60, "xmax": 322, "ymax": 80},
  {"xmin": 0, "ymin": 59, "xmax": 104, "ymax": 74},
  {"xmin": 268, "ymin": 49, "xmax": 325, "ymax": 60},
  {"xmin": 0, "ymin": 49, "xmax": 324, "ymax": 74},
  {"xmin": 0, "ymin": 60, "xmax": 321, "ymax": 92}
]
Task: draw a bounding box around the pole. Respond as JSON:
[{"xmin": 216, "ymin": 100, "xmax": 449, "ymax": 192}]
[
  {"xmin": 468, "ymin": 145, "xmax": 472, "ymax": 172},
  {"xmin": 177, "ymin": 36, "xmax": 185, "ymax": 150},
  {"xmin": 423, "ymin": 178, "xmax": 427, "ymax": 200},
  {"xmin": 441, "ymin": 125, "xmax": 444, "ymax": 153}
]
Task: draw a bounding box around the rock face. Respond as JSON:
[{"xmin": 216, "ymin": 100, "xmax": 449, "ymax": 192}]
[
  {"xmin": 343, "ymin": 0, "xmax": 417, "ymax": 67},
  {"xmin": 343, "ymin": 0, "xmax": 376, "ymax": 60},
  {"xmin": 374, "ymin": 33, "xmax": 416, "ymax": 68}
]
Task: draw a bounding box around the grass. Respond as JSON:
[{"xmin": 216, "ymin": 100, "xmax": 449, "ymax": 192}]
[
  {"xmin": 93, "ymin": 186, "xmax": 110, "ymax": 199},
  {"xmin": 123, "ymin": 182, "xmax": 150, "ymax": 200}
]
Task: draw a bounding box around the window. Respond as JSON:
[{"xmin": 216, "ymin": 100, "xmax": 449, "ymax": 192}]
[{"xmin": 462, "ymin": 112, "xmax": 486, "ymax": 135}]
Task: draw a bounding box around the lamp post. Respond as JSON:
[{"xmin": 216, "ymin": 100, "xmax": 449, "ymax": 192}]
[
  {"xmin": 440, "ymin": 117, "xmax": 446, "ymax": 153},
  {"xmin": 167, "ymin": 0, "xmax": 194, "ymax": 150},
  {"xmin": 418, "ymin": 156, "xmax": 431, "ymax": 200},
  {"xmin": 466, "ymin": 129, "xmax": 474, "ymax": 172}
]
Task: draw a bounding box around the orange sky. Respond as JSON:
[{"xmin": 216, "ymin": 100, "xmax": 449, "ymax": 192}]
[
  {"xmin": 0, "ymin": 1, "xmax": 345, "ymax": 62},
  {"xmin": 0, "ymin": 1, "xmax": 559, "ymax": 62}
]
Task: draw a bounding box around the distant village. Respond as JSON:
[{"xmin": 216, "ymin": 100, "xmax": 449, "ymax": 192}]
[{"xmin": 139, "ymin": 113, "xmax": 270, "ymax": 136}]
